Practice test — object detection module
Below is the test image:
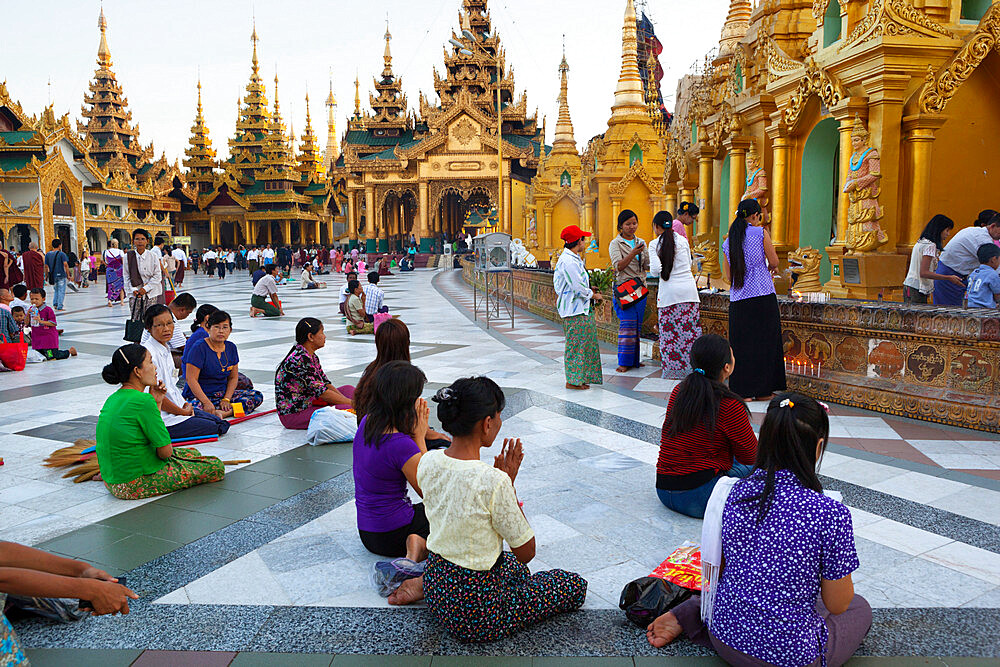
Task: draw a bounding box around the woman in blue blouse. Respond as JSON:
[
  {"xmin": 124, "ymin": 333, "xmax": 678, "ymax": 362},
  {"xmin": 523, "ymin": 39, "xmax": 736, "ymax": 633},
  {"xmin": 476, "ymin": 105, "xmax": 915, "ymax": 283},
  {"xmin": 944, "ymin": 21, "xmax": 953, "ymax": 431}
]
[
  {"xmin": 180, "ymin": 304, "xmax": 218, "ymax": 380},
  {"xmin": 183, "ymin": 310, "xmax": 263, "ymax": 417},
  {"xmin": 647, "ymin": 393, "xmax": 871, "ymax": 667}
]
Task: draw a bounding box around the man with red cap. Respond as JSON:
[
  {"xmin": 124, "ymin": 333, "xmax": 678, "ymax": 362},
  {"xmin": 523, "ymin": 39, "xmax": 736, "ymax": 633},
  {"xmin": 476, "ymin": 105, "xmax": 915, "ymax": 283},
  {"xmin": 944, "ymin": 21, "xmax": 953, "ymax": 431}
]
[{"xmin": 553, "ymin": 225, "xmax": 603, "ymax": 390}]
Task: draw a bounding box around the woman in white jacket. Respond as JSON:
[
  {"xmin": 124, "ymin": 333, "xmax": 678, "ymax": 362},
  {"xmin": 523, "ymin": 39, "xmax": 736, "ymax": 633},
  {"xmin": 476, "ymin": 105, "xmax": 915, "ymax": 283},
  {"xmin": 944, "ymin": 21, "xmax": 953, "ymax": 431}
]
[{"xmin": 649, "ymin": 211, "xmax": 702, "ymax": 378}]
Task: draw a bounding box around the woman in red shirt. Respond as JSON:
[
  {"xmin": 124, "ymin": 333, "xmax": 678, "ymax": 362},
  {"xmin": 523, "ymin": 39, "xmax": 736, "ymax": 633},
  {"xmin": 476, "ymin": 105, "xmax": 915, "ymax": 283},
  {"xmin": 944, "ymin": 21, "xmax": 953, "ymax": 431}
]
[{"xmin": 656, "ymin": 334, "xmax": 757, "ymax": 518}]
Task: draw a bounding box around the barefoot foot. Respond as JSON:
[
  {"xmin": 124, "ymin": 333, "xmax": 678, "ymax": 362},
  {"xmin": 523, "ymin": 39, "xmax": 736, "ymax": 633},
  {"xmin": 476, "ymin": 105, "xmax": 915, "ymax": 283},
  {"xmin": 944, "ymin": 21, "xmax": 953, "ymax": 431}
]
[
  {"xmin": 387, "ymin": 576, "xmax": 424, "ymax": 606},
  {"xmin": 646, "ymin": 611, "xmax": 683, "ymax": 648},
  {"xmin": 69, "ymin": 347, "xmax": 78, "ymax": 357},
  {"xmin": 616, "ymin": 366, "xmax": 630, "ymax": 373}
]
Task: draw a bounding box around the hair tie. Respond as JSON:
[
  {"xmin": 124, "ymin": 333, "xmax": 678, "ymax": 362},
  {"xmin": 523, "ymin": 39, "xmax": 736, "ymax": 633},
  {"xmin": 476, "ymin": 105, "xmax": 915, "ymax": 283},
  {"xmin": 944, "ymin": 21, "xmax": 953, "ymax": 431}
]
[
  {"xmin": 779, "ymin": 398, "xmax": 795, "ymax": 409},
  {"xmin": 693, "ymin": 368, "xmax": 705, "ymax": 375},
  {"xmin": 818, "ymin": 400, "xmax": 830, "ymax": 413},
  {"xmin": 432, "ymin": 387, "xmax": 458, "ymax": 405}
]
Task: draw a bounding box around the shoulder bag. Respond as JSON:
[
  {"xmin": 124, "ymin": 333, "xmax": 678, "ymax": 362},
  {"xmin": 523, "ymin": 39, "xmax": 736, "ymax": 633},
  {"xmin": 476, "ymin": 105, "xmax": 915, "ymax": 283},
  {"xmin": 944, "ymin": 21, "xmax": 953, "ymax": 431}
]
[{"xmin": 614, "ymin": 278, "xmax": 649, "ymax": 308}]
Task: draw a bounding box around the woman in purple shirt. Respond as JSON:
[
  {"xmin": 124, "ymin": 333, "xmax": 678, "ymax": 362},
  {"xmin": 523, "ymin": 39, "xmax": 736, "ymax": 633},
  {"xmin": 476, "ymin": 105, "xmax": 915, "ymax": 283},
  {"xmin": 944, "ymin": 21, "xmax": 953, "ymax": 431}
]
[
  {"xmin": 722, "ymin": 199, "xmax": 786, "ymax": 401},
  {"xmin": 353, "ymin": 360, "xmax": 431, "ymax": 597},
  {"xmin": 647, "ymin": 393, "xmax": 871, "ymax": 666}
]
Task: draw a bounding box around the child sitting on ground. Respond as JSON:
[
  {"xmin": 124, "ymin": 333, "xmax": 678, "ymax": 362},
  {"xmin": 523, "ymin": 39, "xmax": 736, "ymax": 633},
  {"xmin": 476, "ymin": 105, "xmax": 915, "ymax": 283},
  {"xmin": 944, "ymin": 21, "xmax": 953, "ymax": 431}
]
[
  {"xmin": 10, "ymin": 306, "xmax": 27, "ymax": 343},
  {"xmin": 28, "ymin": 288, "xmax": 76, "ymax": 360},
  {"xmin": 965, "ymin": 243, "xmax": 1000, "ymax": 309}
]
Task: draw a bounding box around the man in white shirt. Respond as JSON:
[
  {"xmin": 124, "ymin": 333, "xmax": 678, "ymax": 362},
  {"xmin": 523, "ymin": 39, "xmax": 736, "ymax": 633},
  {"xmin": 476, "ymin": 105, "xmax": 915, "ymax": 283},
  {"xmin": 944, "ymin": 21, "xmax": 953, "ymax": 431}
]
[
  {"xmin": 171, "ymin": 246, "xmax": 187, "ymax": 267},
  {"xmin": 121, "ymin": 229, "xmax": 164, "ymax": 314},
  {"xmin": 936, "ymin": 216, "xmax": 1000, "ymax": 305},
  {"xmin": 251, "ymin": 264, "xmax": 284, "ymax": 317},
  {"xmin": 362, "ymin": 271, "xmax": 385, "ymax": 320},
  {"xmin": 247, "ymin": 247, "xmax": 260, "ymax": 275},
  {"xmin": 262, "ymin": 245, "xmax": 275, "ymax": 265}
]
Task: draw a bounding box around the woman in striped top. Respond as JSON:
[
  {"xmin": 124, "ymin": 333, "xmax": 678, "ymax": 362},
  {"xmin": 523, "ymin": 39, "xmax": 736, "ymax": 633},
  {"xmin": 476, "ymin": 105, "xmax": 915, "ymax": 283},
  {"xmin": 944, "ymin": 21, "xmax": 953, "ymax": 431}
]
[{"xmin": 656, "ymin": 334, "xmax": 757, "ymax": 518}]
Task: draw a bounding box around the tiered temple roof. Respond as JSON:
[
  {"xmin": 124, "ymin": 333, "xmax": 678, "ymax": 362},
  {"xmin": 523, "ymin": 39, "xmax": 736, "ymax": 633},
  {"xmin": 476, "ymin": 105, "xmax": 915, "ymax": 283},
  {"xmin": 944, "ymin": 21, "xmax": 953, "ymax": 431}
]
[
  {"xmin": 183, "ymin": 81, "xmax": 217, "ymax": 196},
  {"xmin": 78, "ymin": 9, "xmax": 154, "ymax": 185}
]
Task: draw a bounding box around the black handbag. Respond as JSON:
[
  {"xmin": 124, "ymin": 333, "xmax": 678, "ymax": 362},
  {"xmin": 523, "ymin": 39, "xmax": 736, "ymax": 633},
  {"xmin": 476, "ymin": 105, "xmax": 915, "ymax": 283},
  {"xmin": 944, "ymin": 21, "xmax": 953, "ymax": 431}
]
[
  {"xmin": 613, "ymin": 278, "xmax": 649, "ymax": 308},
  {"xmin": 619, "ymin": 576, "xmax": 692, "ymax": 628},
  {"xmin": 124, "ymin": 296, "xmax": 146, "ymax": 342}
]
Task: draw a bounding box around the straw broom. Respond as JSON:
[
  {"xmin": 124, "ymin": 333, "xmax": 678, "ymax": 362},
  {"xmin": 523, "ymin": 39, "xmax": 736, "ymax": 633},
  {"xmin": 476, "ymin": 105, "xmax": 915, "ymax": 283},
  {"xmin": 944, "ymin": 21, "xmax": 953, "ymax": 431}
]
[{"xmin": 44, "ymin": 439, "xmax": 248, "ymax": 483}]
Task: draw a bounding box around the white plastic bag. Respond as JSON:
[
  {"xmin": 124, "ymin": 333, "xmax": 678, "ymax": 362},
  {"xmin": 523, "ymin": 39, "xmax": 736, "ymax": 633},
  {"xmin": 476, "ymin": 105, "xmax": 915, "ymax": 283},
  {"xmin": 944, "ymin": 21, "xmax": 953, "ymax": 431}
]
[
  {"xmin": 306, "ymin": 407, "xmax": 358, "ymax": 446},
  {"xmin": 26, "ymin": 349, "xmax": 46, "ymax": 364}
]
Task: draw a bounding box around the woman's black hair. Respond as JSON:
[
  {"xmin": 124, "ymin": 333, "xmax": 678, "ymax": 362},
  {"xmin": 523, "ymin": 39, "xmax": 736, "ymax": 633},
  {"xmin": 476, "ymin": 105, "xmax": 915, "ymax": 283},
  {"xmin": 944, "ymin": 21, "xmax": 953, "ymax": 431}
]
[
  {"xmin": 975, "ymin": 209, "xmax": 998, "ymax": 227},
  {"xmin": 102, "ymin": 343, "xmax": 147, "ymax": 385},
  {"xmin": 741, "ymin": 392, "xmax": 830, "ymax": 523},
  {"xmin": 432, "ymin": 376, "xmax": 506, "ymax": 437},
  {"xmin": 191, "ymin": 304, "xmax": 219, "ymax": 332},
  {"xmin": 677, "ymin": 201, "xmax": 700, "ymax": 217},
  {"xmin": 143, "ymin": 303, "xmax": 171, "ymax": 331},
  {"xmin": 131, "ymin": 228, "xmax": 150, "ymax": 241},
  {"xmin": 347, "ymin": 279, "xmax": 361, "ymax": 293},
  {"xmin": 617, "ymin": 209, "xmax": 638, "ymax": 232},
  {"xmin": 727, "ymin": 198, "xmax": 762, "ymax": 290},
  {"xmin": 205, "ymin": 310, "xmax": 232, "ymax": 329},
  {"xmin": 295, "ymin": 317, "xmax": 323, "ymax": 345},
  {"xmin": 653, "ymin": 210, "xmax": 676, "ymax": 281},
  {"xmin": 919, "ymin": 214, "xmax": 955, "ymax": 251},
  {"xmin": 665, "ymin": 334, "xmax": 745, "ymax": 437},
  {"xmin": 362, "ymin": 361, "xmax": 427, "ymax": 447}
]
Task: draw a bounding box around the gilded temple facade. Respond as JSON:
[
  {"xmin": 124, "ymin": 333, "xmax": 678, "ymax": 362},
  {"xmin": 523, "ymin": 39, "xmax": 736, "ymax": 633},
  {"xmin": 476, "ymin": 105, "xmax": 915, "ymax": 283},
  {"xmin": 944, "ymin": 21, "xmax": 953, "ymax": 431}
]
[
  {"xmin": 662, "ymin": 0, "xmax": 1000, "ymax": 299},
  {"xmin": 525, "ymin": 0, "xmax": 671, "ymax": 268},
  {"xmin": 178, "ymin": 28, "xmax": 344, "ymax": 249},
  {"xmin": 334, "ymin": 0, "xmax": 546, "ymax": 253},
  {"xmin": 0, "ymin": 10, "xmax": 178, "ymax": 256}
]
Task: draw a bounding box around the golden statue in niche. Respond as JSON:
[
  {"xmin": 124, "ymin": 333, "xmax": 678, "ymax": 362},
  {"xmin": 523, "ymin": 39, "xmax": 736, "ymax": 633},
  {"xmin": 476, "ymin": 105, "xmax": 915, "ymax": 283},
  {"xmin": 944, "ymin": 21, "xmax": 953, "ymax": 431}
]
[
  {"xmin": 742, "ymin": 140, "xmax": 769, "ymax": 225},
  {"xmin": 843, "ymin": 116, "xmax": 888, "ymax": 253}
]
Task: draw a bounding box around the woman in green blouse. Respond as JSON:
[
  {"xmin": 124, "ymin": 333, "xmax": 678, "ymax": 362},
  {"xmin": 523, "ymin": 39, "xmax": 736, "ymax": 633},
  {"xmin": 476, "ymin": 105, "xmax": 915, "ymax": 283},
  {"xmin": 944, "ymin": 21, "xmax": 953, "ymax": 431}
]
[{"xmin": 96, "ymin": 344, "xmax": 225, "ymax": 499}]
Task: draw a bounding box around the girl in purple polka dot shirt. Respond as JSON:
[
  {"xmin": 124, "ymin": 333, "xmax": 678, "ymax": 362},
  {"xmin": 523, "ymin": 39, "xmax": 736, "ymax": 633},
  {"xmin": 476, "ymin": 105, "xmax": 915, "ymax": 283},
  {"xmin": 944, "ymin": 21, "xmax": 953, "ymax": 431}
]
[{"xmin": 647, "ymin": 393, "xmax": 872, "ymax": 667}]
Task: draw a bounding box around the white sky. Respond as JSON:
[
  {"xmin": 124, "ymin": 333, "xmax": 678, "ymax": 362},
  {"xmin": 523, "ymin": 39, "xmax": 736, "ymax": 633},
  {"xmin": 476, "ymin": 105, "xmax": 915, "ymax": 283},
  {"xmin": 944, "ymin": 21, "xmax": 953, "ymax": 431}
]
[{"xmin": 2, "ymin": 0, "xmax": 730, "ymax": 165}]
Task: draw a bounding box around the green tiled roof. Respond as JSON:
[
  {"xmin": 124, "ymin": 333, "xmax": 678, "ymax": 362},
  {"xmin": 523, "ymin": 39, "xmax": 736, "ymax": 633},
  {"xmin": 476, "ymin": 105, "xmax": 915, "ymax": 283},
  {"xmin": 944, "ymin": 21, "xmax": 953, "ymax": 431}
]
[
  {"xmin": 503, "ymin": 133, "xmax": 545, "ymax": 157},
  {"xmin": 344, "ymin": 129, "xmax": 415, "ymax": 147},
  {"xmin": 0, "ymin": 155, "xmax": 31, "ymax": 172},
  {"xmin": 0, "ymin": 131, "xmax": 36, "ymax": 146}
]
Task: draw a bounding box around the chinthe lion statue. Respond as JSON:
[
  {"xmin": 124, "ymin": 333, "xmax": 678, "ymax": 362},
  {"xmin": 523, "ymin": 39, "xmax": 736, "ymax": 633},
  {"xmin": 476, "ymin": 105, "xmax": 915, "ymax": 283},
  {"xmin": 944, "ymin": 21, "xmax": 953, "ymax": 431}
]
[
  {"xmin": 788, "ymin": 247, "xmax": 824, "ymax": 293},
  {"xmin": 692, "ymin": 237, "xmax": 726, "ymax": 289}
]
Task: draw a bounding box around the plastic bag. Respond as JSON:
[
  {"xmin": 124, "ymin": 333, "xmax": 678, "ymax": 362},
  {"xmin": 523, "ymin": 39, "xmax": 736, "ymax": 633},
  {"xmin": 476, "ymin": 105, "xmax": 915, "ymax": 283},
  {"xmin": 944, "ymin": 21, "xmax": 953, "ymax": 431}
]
[
  {"xmin": 26, "ymin": 349, "xmax": 46, "ymax": 364},
  {"xmin": 306, "ymin": 407, "xmax": 358, "ymax": 446},
  {"xmin": 619, "ymin": 576, "xmax": 692, "ymax": 628}
]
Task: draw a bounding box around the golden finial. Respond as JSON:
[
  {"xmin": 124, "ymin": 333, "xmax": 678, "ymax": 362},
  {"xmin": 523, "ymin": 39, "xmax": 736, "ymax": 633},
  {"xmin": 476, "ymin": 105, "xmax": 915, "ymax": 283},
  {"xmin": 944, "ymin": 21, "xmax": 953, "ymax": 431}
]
[
  {"xmin": 383, "ymin": 20, "xmax": 394, "ymax": 79},
  {"xmin": 196, "ymin": 79, "xmax": 203, "ymax": 115},
  {"xmin": 612, "ymin": 0, "xmax": 646, "ymax": 121},
  {"xmin": 273, "ymin": 71, "xmax": 281, "ymax": 115},
  {"xmin": 354, "ymin": 73, "xmax": 361, "ymax": 117},
  {"xmin": 97, "ymin": 7, "xmax": 113, "ymax": 68},
  {"xmin": 251, "ymin": 22, "xmax": 260, "ymax": 73},
  {"xmin": 327, "ymin": 69, "xmax": 336, "ymax": 106}
]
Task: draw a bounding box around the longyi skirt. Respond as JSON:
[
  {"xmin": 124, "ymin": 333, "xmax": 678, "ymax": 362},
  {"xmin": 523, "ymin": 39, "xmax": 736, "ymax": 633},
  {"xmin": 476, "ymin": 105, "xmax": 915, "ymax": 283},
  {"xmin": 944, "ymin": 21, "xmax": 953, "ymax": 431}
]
[{"xmin": 728, "ymin": 293, "xmax": 786, "ymax": 399}]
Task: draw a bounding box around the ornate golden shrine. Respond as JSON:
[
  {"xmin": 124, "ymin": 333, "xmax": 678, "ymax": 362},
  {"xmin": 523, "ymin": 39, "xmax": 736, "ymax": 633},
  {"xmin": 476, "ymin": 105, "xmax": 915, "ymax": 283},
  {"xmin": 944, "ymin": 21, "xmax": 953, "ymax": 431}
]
[{"xmin": 333, "ymin": 0, "xmax": 546, "ymax": 253}]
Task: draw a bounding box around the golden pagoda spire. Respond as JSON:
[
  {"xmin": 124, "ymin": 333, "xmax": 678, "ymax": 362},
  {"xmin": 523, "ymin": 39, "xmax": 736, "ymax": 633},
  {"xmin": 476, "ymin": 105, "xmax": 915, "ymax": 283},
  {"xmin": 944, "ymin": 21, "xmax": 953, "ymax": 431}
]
[
  {"xmin": 382, "ymin": 21, "xmax": 393, "ymax": 80},
  {"xmin": 97, "ymin": 7, "xmax": 112, "ymax": 68},
  {"xmin": 297, "ymin": 92, "xmax": 323, "ymax": 179},
  {"xmin": 273, "ymin": 72, "xmax": 281, "ymax": 118},
  {"xmin": 610, "ymin": 0, "xmax": 646, "ymax": 123},
  {"xmin": 718, "ymin": 0, "xmax": 752, "ymax": 58},
  {"xmin": 325, "ymin": 73, "xmax": 340, "ymax": 167},
  {"xmin": 552, "ymin": 46, "xmax": 576, "ymax": 154},
  {"xmin": 354, "ymin": 74, "xmax": 361, "ymax": 118},
  {"xmin": 251, "ymin": 23, "xmax": 260, "ymax": 74},
  {"xmin": 185, "ymin": 78, "xmax": 217, "ymax": 190}
]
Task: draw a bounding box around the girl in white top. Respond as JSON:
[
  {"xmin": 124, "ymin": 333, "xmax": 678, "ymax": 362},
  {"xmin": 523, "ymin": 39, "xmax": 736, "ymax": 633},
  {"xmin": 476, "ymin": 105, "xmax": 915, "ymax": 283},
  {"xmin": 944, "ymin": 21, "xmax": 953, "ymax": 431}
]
[
  {"xmin": 405, "ymin": 377, "xmax": 587, "ymax": 642},
  {"xmin": 903, "ymin": 214, "xmax": 960, "ymax": 304},
  {"xmin": 141, "ymin": 305, "xmax": 229, "ymax": 440},
  {"xmin": 648, "ymin": 211, "xmax": 703, "ymax": 378}
]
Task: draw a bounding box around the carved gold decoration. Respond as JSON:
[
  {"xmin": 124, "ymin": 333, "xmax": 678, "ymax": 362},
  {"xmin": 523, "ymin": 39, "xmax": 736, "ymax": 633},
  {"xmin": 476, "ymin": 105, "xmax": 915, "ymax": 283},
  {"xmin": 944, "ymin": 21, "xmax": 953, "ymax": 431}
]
[
  {"xmin": 756, "ymin": 34, "xmax": 804, "ymax": 84},
  {"xmin": 783, "ymin": 59, "xmax": 846, "ymax": 127},
  {"xmin": 788, "ymin": 247, "xmax": 824, "ymax": 293},
  {"xmin": 841, "ymin": 0, "xmax": 955, "ymax": 48},
  {"xmin": 918, "ymin": 3, "xmax": 1000, "ymax": 114},
  {"xmin": 692, "ymin": 236, "xmax": 723, "ymax": 281},
  {"xmin": 451, "ymin": 118, "xmax": 478, "ymax": 146},
  {"xmin": 609, "ymin": 160, "xmax": 660, "ymax": 196}
]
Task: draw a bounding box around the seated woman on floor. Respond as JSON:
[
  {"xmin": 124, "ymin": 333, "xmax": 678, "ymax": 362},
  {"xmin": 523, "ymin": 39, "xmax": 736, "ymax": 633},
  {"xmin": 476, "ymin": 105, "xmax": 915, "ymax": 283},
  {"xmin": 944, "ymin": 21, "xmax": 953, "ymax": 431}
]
[
  {"xmin": 275, "ymin": 318, "xmax": 355, "ymax": 430},
  {"xmin": 97, "ymin": 344, "xmax": 225, "ymax": 499},
  {"xmin": 648, "ymin": 393, "xmax": 871, "ymax": 667},
  {"xmin": 353, "ymin": 318, "xmax": 451, "ymax": 448},
  {"xmin": 656, "ymin": 334, "xmax": 757, "ymax": 519},
  {"xmin": 399, "ymin": 255, "xmax": 414, "ymax": 272},
  {"xmin": 353, "ymin": 361, "xmax": 431, "ymax": 597},
  {"xmin": 345, "ymin": 279, "xmax": 374, "ymax": 335},
  {"xmin": 142, "ymin": 305, "xmax": 230, "ymax": 440},
  {"xmin": 183, "ymin": 310, "xmax": 264, "ymax": 417},
  {"xmin": 300, "ymin": 264, "xmax": 324, "ymax": 290},
  {"xmin": 180, "ymin": 304, "xmax": 219, "ymax": 380},
  {"xmin": 394, "ymin": 376, "xmax": 587, "ymax": 641},
  {"xmin": 378, "ymin": 255, "xmax": 393, "ymax": 276},
  {"xmin": 0, "ymin": 540, "xmax": 138, "ymax": 663}
]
